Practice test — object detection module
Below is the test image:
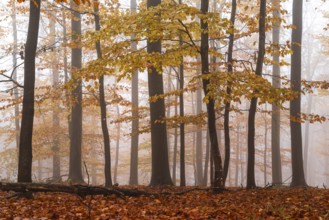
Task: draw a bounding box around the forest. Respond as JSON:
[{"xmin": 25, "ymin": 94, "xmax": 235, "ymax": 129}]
[{"xmin": 0, "ymin": 0, "xmax": 329, "ymax": 218}]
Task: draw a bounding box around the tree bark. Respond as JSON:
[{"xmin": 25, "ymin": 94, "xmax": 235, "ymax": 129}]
[
  {"xmin": 179, "ymin": 29, "xmax": 186, "ymax": 187},
  {"xmin": 271, "ymin": 0, "xmax": 283, "ymax": 186},
  {"xmin": 114, "ymin": 105, "xmax": 120, "ymax": 184},
  {"xmin": 247, "ymin": 0, "xmax": 266, "ymax": 189},
  {"xmin": 129, "ymin": 0, "xmax": 139, "ymax": 186},
  {"xmin": 11, "ymin": 0, "xmax": 20, "ymax": 153},
  {"xmin": 50, "ymin": 14, "xmax": 61, "ymax": 181},
  {"xmin": 200, "ymin": 0, "xmax": 224, "ymax": 192},
  {"xmin": 290, "ymin": 0, "xmax": 307, "ymax": 187},
  {"xmin": 196, "ymin": 57, "xmax": 203, "ymax": 185},
  {"xmin": 17, "ymin": 0, "xmax": 41, "ymax": 183},
  {"xmin": 147, "ymin": 0, "xmax": 173, "ymax": 186},
  {"xmin": 69, "ymin": 0, "xmax": 84, "ymax": 183},
  {"xmin": 223, "ymin": 0, "xmax": 236, "ymax": 185},
  {"xmin": 94, "ymin": 1, "xmax": 112, "ymax": 187},
  {"xmin": 202, "ymin": 130, "xmax": 210, "ymax": 186}
]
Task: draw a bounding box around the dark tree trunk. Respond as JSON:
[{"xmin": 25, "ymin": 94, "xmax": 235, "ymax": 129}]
[
  {"xmin": 247, "ymin": 0, "xmax": 266, "ymax": 189},
  {"xmin": 94, "ymin": 2, "xmax": 112, "ymax": 187},
  {"xmin": 200, "ymin": 0, "xmax": 224, "ymax": 191},
  {"xmin": 179, "ymin": 34, "xmax": 186, "ymax": 187},
  {"xmin": 290, "ymin": 0, "xmax": 307, "ymax": 187},
  {"xmin": 69, "ymin": 0, "xmax": 84, "ymax": 183},
  {"xmin": 17, "ymin": 0, "xmax": 41, "ymax": 183},
  {"xmin": 223, "ymin": 0, "xmax": 236, "ymax": 185},
  {"xmin": 271, "ymin": 0, "xmax": 283, "ymax": 186},
  {"xmin": 147, "ymin": 0, "xmax": 173, "ymax": 186},
  {"xmin": 129, "ymin": 0, "xmax": 139, "ymax": 186}
]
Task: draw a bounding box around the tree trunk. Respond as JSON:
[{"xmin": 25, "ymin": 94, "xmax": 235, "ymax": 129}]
[
  {"xmin": 247, "ymin": 0, "xmax": 266, "ymax": 189},
  {"xmin": 264, "ymin": 106, "xmax": 268, "ymax": 186},
  {"xmin": 196, "ymin": 59, "xmax": 203, "ymax": 185},
  {"xmin": 223, "ymin": 0, "xmax": 236, "ymax": 185},
  {"xmin": 114, "ymin": 105, "xmax": 120, "ymax": 184},
  {"xmin": 200, "ymin": 0, "xmax": 224, "ymax": 191},
  {"xmin": 68, "ymin": 0, "xmax": 84, "ymax": 183},
  {"xmin": 147, "ymin": 0, "xmax": 173, "ymax": 186},
  {"xmin": 179, "ymin": 38, "xmax": 186, "ymax": 187},
  {"xmin": 50, "ymin": 15, "xmax": 61, "ymax": 181},
  {"xmin": 129, "ymin": 0, "xmax": 139, "ymax": 186},
  {"xmin": 93, "ymin": 1, "xmax": 112, "ymax": 187},
  {"xmin": 17, "ymin": 0, "xmax": 41, "ymax": 183},
  {"xmin": 271, "ymin": 0, "xmax": 283, "ymax": 186},
  {"xmin": 203, "ymin": 130, "xmax": 210, "ymax": 186},
  {"xmin": 11, "ymin": 0, "xmax": 20, "ymax": 153},
  {"xmin": 172, "ymin": 80, "xmax": 178, "ymax": 185},
  {"xmin": 235, "ymin": 125, "xmax": 240, "ymax": 187},
  {"xmin": 290, "ymin": 0, "xmax": 307, "ymax": 187}
]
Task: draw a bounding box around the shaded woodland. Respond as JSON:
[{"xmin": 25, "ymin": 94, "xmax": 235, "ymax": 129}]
[{"xmin": 1, "ymin": 0, "xmax": 329, "ymax": 191}]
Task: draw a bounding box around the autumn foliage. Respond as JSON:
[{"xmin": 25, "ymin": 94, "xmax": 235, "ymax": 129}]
[{"xmin": 1, "ymin": 186, "xmax": 328, "ymax": 219}]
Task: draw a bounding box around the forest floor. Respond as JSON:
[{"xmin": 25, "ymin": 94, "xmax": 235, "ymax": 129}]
[{"xmin": 0, "ymin": 186, "xmax": 328, "ymax": 219}]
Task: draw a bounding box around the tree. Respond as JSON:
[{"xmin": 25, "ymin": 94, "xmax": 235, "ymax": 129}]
[
  {"xmin": 94, "ymin": 0, "xmax": 112, "ymax": 187},
  {"xmin": 178, "ymin": 0, "xmax": 186, "ymax": 187},
  {"xmin": 129, "ymin": 0, "xmax": 139, "ymax": 185},
  {"xmin": 246, "ymin": 0, "xmax": 266, "ymax": 189},
  {"xmin": 11, "ymin": 0, "xmax": 20, "ymax": 152},
  {"xmin": 17, "ymin": 0, "xmax": 41, "ymax": 183},
  {"xmin": 200, "ymin": 0, "xmax": 224, "ymax": 191},
  {"xmin": 223, "ymin": 0, "xmax": 237, "ymax": 185},
  {"xmin": 271, "ymin": 0, "xmax": 283, "ymax": 186},
  {"xmin": 69, "ymin": 0, "xmax": 84, "ymax": 183},
  {"xmin": 147, "ymin": 0, "xmax": 173, "ymax": 186},
  {"xmin": 50, "ymin": 12, "xmax": 61, "ymax": 181},
  {"xmin": 290, "ymin": 0, "xmax": 307, "ymax": 187}
]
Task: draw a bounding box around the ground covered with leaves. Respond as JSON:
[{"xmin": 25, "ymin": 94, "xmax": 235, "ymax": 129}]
[{"xmin": 0, "ymin": 186, "xmax": 328, "ymax": 219}]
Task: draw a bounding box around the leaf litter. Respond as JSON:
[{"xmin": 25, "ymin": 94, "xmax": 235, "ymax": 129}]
[{"xmin": 0, "ymin": 186, "xmax": 328, "ymax": 219}]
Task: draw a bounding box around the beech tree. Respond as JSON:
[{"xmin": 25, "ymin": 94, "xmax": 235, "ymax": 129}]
[
  {"xmin": 200, "ymin": 0, "xmax": 223, "ymax": 191},
  {"xmin": 147, "ymin": 0, "xmax": 173, "ymax": 186},
  {"xmin": 17, "ymin": 0, "xmax": 41, "ymax": 183},
  {"xmin": 247, "ymin": 0, "xmax": 266, "ymax": 189},
  {"xmin": 223, "ymin": 0, "xmax": 237, "ymax": 185},
  {"xmin": 69, "ymin": 0, "xmax": 84, "ymax": 183},
  {"xmin": 94, "ymin": 0, "xmax": 112, "ymax": 187},
  {"xmin": 290, "ymin": 0, "xmax": 307, "ymax": 187},
  {"xmin": 271, "ymin": 0, "xmax": 282, "ymax": 186},
  {"xmin": 129, "ymin": 0, "xmax": 139, "ymax": 186}
]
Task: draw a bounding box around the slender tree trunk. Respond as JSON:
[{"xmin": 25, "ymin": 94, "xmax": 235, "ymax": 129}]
[
  {"xmin": 94, "ymin": 1, "xmax": 112, "ymax": 187},
  {"xmin": 271, "ymin": 0, "xmax": 283, "ymax": 186},
  {"xmin": 264, "ymin": 106, "xmax": 268, "ymax": 186},
  {"xmin": 196, "ymin": 66, "xmax": 203, "ymax": 185},
  {"xmin": 147, "ymin": 0, "xmax": 173, "ymax": 186},
  {"xmin": 235, "ymin": 124, "xmax": 240, "ymax": 187},
  {"xmin": 290, "ymin": 0, "xmax": 307, "ymax": 187},
  {"xmin": 203, "ymin": 129, "xmax": 210, "ymax": 186},
  {"xmin": 247, "ymin": 0, "xmax": 266, "ymax": 189},
  {"xmin": 50, "ymin": 15, "xmax": 61, "ymax": 181},
  {"xmin": 114, "ymin": 105, "xmax": 120, "ymax": 184},
  {"xmin": 129, "ymin": 0, "xmax": 139, "ymax": 186},
  {"xmin": 201, "ymin": 0, "xmax": 224, "ymax": 191},
  {"xmin": 69, "ymin": 0, "xmax": 84, "ymax": 183},
  {"xmin": 172, "ymin": 83, "xmax": 178, "ymax": 185},
  {"xmin": 17, "ymin": 0, "xmax": 41, "ymax": 183},
  {"xmin": 223, "ymin": 0, "xmax": 236, "ymax": 185},
  {"xmin": 179, "ymin": 37, "xmax": 186, "ymax": 187},
  {"xmin": 11, "ymin": 0, "xmax": 20, "ymax": 153}
]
